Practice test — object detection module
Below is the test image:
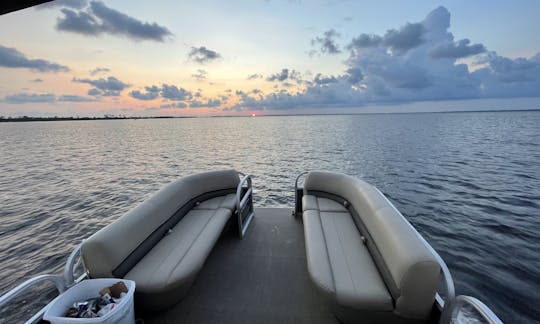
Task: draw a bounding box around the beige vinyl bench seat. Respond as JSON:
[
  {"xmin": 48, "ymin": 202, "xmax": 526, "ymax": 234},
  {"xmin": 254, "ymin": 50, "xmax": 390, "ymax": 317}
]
[
  {"xmin": 301, "ymin": 171, "xmax": 441, "ymax": 323},
  {"xmin": 81, "ymin": 170, "xmax": 241, "ymax": 310},
  {"xmin": 303, "ymin": 196, "xmax": 393, "ymax": 311}
]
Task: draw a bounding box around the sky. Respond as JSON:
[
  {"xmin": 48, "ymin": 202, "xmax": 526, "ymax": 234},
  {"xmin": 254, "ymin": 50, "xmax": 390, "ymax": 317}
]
[{"xmin": 0, "ymin": 0, "xmax": 539, "ymax": 117}]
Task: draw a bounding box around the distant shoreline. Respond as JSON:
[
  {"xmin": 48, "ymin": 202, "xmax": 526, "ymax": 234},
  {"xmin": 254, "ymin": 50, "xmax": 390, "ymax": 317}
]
[
  {"xmin": 0, "ymin": 116, "xmax": 183, "ymax": 122},
  {"xmin": 1, "ymin": 108, "xmax": 539, "ymax": 122}
]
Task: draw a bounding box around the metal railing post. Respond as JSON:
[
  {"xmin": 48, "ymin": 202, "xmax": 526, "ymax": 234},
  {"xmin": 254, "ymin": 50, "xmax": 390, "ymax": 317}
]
[
  {"xmin": 236, "ymin": 173, "xmax": 255, "ymax": 239},
  {"xmin": 294, "ymin": 171, "xmax": 308, "ymax": 217}
]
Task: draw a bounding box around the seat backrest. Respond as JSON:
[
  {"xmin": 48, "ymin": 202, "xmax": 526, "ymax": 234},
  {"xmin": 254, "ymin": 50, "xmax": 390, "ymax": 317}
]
[
  {"xmin": 304, "ymin": 171, "xmax": 440, "ymax": 319},
  {"xmin": 81, "ymin": 169, "xmax": 240, "ymax": 279}
]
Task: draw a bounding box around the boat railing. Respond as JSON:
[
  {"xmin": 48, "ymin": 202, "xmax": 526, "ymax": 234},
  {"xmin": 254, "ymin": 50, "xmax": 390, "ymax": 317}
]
[
  {"xmin": 293, "ymin": 171, "xmax": 309, "ymax": 216},
  {"xmin": 0, "ymin": 243, "xmax": 87, "ymax": 324},
  {"xmin": 439, "ymin": 295, "xmax": 503, "ymax": 324},
  {"xmin": 236, "ymin": 173, "xmax": 255, "ymax": 239}
]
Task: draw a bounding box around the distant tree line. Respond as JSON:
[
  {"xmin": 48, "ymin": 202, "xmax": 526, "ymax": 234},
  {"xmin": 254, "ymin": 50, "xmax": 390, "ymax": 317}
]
[{"xmin": 0, "ymin": 115, "xmax": 177, "ymax": 122}]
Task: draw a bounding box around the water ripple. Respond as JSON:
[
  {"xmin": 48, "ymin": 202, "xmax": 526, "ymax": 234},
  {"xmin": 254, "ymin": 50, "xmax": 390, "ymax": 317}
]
[{"xmin": 0, "ymin": 111, "xmax": 539, "ymax": 323}]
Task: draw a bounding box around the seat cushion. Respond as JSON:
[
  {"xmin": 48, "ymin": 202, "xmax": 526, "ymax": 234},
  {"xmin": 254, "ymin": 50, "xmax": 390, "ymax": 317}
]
[
  {"xmin": 125, "ymin": 206, "xmax": 232, "ymax": 309},
  {"xmin": 303, "ymin": 196, "xmax": 393, "ymax": 311},
  {"xmin": 303, "ymin": 195, "xmax": 348, "ymax": 212},
  {"xmin": 193, "ymin": 193, "xmax": 236, "ymax": 211}
]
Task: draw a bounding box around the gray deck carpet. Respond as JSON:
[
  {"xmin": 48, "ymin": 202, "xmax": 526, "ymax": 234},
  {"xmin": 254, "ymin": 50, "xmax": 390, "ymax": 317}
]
[{"xmin": 142, "ymin": 208, "xmax": 338, "ymax": 324}]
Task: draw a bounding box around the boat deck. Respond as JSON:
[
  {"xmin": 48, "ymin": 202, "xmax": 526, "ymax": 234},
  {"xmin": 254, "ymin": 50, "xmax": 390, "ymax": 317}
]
[{"xmin": 140, "ymin": 208, "xmax": 338, "ymax": 323}]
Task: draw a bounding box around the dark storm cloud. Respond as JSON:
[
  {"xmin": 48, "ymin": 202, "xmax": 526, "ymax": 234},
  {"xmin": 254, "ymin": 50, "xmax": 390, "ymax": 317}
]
[
  {"xmin": 56, "ymin": 1, "xmax": 172, "ymax": 42},
  {"xmin": 188, "ymin": 46, "xmax": 222, "ymax": 64},
  {"xmin": 0, "ymin": 45, "xmax": 69, "ymax": 72}
]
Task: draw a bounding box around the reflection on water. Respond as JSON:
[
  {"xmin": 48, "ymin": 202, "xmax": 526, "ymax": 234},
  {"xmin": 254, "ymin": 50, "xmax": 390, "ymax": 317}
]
[{"xmin": 0, "ymin": 111, "xmax": 539, "ymax": 322}]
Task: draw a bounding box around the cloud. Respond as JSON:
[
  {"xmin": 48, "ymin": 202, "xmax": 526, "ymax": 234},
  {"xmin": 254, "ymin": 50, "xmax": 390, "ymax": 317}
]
[
  {"xmin": 231, "ymin": 79, "xmax": 362, "ymax": 111},
  {"xmin": 345, "ymin": 67, "xmax": 364, "ymax": 84},
  {"xmin": 313, "ymin": 73, "xmax": 338, "ymax": 85},
  {"xmin": 348, "ymin": 24, "xmax": 425, "ymax": 55},
  {"xmin": 3, "ymin": 93, "xmax": 56, "ymax": 104},
  {"xmin": 247, "ymin": 73, "xmax": 263, "ymax": 80},
  {"xmin": 30, "ymin": 78, "xmax": 44, "ymax": 83},
  {"xmin": 0, "ymin": 45, "xmax": 69, "ymax": 72},
  {"xmin": 90, "ymin": 1, "xmax": 171, "ymax": 41},
  {"xmin": 57, "ymin": 94, "xmax": 97, "ymax": 102},
  {"xmin": 56, "ymin": 1, "xmax": 172, "ymax": 42},
  {"xmin": 382, "ymin": 23, "xmax": 425, "ymax": 54},
  {"xmin": 56, "ymin": 8, "xmax": 102, "ymax": 36},
  {"xmin": 129, "ymin": 85, "xmax": 159, "ymax": 100},
  {"xmin": 73, "ymin": 76, "xmax": 129, "ymax": 96},
  {"xmin": 128, "ymin": 84, "xmax": 194, "ymax": 102},
  {"xmin": 161, "ymin": 84, "xmax": 192, "ymax": 101},
  {"xmin": 159, "ymin": 102, "xmax": 187, "ymax": 109},
  {"xmin": 229, "ymin": 6, "xmax": 540, "ymax": 111},
  {"xmin": 188, "ymin": 46, "xmax": 221, "ymax": 64},
  {"xmin": 192, "ymin": 69, "xmax": 207, "ymax": 81},
  {"xmin": 90, "ymin": 67, "xmax": 110, "ymax": 75},
  {"xmin": 128, "ymin": 93, "xmax": 157, "ymax": 101},
  {"xmin": 311, "ymin": 29, "xmax": 341, "ymax": 55},
  {"xmin": 429, "ymin": 39, "xmax": 486, "ymax": 59},
  {"xmin": 266, "ymin": 68, "xmax": 302, "ymax": 82},
  {"xmin": 471, "ymin": 52, "xmax": 540, "ymax": 97},
  {"xmin": 190, "ymin": 99, "xmax": 221, "ymax": 108},
  {"xmin": 87, "ymin": 88, "xmax": 101, "ymax": 96},
  {"xmin": 37, "ymin": 0, "xmax": 88, "ymax": 10},
  {"xmin": 348, "ymin": 34, "xmax": 382, "ymax": 49},
  {"xmin": 3, "ymin": 92, "xmax": 96, "ymax": 104}
]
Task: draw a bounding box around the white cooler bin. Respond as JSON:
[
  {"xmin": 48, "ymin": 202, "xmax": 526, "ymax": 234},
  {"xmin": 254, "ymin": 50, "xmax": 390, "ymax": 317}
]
[{"xmin": 43, "ymin": 279, "xmax": 136, "ymax": 324}]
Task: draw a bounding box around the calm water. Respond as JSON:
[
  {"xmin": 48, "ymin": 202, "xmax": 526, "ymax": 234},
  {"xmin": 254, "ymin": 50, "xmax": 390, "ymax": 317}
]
[{"xmin": 0, "ymin": 111, "xmax": 539, "ymax": 322}]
